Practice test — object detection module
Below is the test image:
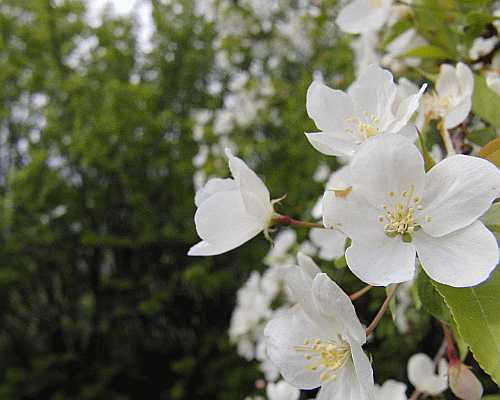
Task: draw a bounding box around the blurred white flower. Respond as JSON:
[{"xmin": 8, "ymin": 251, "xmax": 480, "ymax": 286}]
[
  {"xmin": 422, "ymin": 62, "xmax": 474, "ymax": 129},
  {"xmin": 394, "ymin": 281, "xmax": 413, "ymax": 333},
  {"xmin": 408, "ymin": 353, "xmax": 448, "ymax": 396},
  {"xmin": 469, "ymin": 36, "xmax": 498, "ymax": 60},
  {"xmin": 264, "ymin": 229, "xmax": 297, "ymax": 268},
  {"xmin": 309, "ymin": 228, "xmax": 346, "ymax": 261},
  {"xmin": 305, "ymin": 65, "xmax": 425, "ymax": 157},
  {"xmin": 323, "ymin": 134, "xmax": 500, "ymax": 287},
  {"xmin": 382, "ymin": 28, "xmax": 426, "ymax": 72},
  {"xmin": 265, "ymin": 262, "xmax": 374, "ymax": 400},
  {"xmin": 374, "ymin": 379, "xmax": 407, "ymax": 400},
  {"xmin": 486, "ymin": 72, "xmax": 500, "ymax": 94},
  {"xmin": 189, "ymin": 149, "xmax": 274, "ymax": 256},
  {"xmin": 351, "ymin": 33, "xmax": 381, "ymax": 75},
  {"xmin": 336, "ymin": 0, "xmax": 393, "ymax": 34},
  {"xmin": 266, "ymin": 380, "xmax": 300, "ymax": 400}
]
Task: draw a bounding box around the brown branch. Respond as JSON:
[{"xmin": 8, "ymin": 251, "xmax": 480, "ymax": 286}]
[
  {"xmin": 349, "ymin": 285, "xmax": 373, "ymax": 301},
  {"xmin": 365, "ymin": 283, "xmax": 400, "ymax": 336}
]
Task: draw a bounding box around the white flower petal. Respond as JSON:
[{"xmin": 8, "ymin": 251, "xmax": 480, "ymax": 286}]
[
  {"xmin": 436, "ymin": 64, "xmax": 460, "ymax": 98},
  {"xmin": 306, "ymin": 81, "xmax": 355, "ymax": 132},
  {"xmin": 350, "ymin": 339, "xmax": 375, "ymax": 400},
  {"xmin": 394, "ymin": 124, "xmax": 418, "ymax": 142},
  {"xmin": 310, "ymin": 228, "xmax": 347, "ymax": 261},
  {"xmin": 322, "ymin": 191, "xmax": 385, "ymax": 243},
  {"xmin": 336, "ymin": 0, "xmax": 391, "ymax": 34},
  {"xmin": 421, "ymin": 155, "xmax": 500, "ymax": 237},
  {"xmin": 189, "ymin": 191, "xmax": 264, "ymax": 256},
  {"xmin": 312, "ymin": 273, "xmax": 366, "ymax": 343},
  {"xmin": 414, "ymin": 221, "xmax": 498, "ymax": 287},
  {"xmin": 316, "ymin": 366, "xmax": 364, "ymax": 400},
  {"xmin": 350, "ymin": 135, "xmax": 425, "ymax": 210},
  {"xmin": 225, "ymin": 149, "xmax": 272, "ymax": 218},
  {"xmin": 345, "ymin": 237, "xmax": 416, "ymax": 286},
  {"xmin": 457, "ymin": 62, "xmax": 474, "ymax": 96},
  {"xmin": 194, "ymin": 178, "xmax": 237, "ymax": 207},
  {"xmin": 266, "ymin": 380, "xmax": 300, "ymax": 400},
  {"xmin": 374, "ymin": 380, "xmax": 407, "ymax": 400},
  {"xmin": 388, "ymin": 84, "xmax": 426, "ymax": 133},
  {"xmin": 305, "ymin": 132, "xmax": 358, "ymax": 157},
  {"xmin": 264, "ymin": 306, "xmax": 323, "ymax": 390},
  {"xmin": 408, "ymin": 354, "xmax": 448, "ymax": 395},
  {"xmin": 326, "ymin": 165, "xmax": 352, "ymax": 190},
  {"xmin": 348, "ymin": 65, "xmax": 397, "ymax": 127},
  {"xmin": 444, "ymin": 96, "xmax": 471, "ymax": 129},
  {"xmin": 297, "ymin": 252, "xmax": 322, "ymax": 279}
]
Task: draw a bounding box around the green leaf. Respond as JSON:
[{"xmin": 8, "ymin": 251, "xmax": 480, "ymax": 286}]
[
  {"xmin": 417, "ymin": 129, "xmax": 436, "ymax": 172},
  {"xmin": 405, "ymin": 45, "xmax": 451, "ymax": 59},
  {"xmin": 482, "ymin": 203, "xmax": 500, "ymax": 235},
  {"xmin": 434, "ymin": 269, "xmax": 500, "ymax": 384},
  {"xmin": 482, "ymin": 396, "xmax": 500, "ymax": 400},
  {"xmin": 473, "ymin": 74, "xmax": 500, "ymax": 128},
  {"xmin": 416, "ymin": 269, "xmax": 451, "ymax": 322},
  {"xmin": 466, "ymin": 127, "xmax": 497, "ymax": 146}
]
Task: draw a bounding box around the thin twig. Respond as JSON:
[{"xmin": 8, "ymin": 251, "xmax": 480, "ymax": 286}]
[
  {"xmin": 365, "ymin": 283, "xmax": 400, "ymax": 336},
  {"xmin": 349, "ymin": 285, "xmax": 373, "ymax": 301}
]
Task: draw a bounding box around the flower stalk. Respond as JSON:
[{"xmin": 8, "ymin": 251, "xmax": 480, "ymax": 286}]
[
  {"xmin": 365, "ymin": 283, "xmax": 400, "ymax": 335},
  {"xmin": 272, "ymin": 214, "xmax": 324, "ymax": 229}
]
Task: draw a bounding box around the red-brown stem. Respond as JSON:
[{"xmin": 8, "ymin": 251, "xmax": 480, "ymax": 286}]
[
  {"xmin": 349, "ymin": 285, "xmax": 373, "ymax": 301},
  {"xmin": 365, "ymin": 283, "xmax": 400, "ymax": 336},
  {"xmin": 272, "ymin": 215, "xmax": 324, "ymax": 229},
  {"xmin": 443, "ymin": 323, "xmax": 459, "ymax": 366}
]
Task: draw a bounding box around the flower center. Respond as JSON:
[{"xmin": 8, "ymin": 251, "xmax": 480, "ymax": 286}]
[
  {"xmin": 295, "ymin": 337, "xmax": 351, "ymax": 382},
  {"xmin": 345, "ymin": 113, "xmax": 381, "ymax": 140},
  {"xmin": 370, "ymin": 0, "xmax": 383, "ymax": 7},
  {"xmin": 424, "ymin": 92, "xmax": 452, "ymax": 119},
  {"xmin": 378, "ymin": 186, "xmax": 430, "ymax": 242}
]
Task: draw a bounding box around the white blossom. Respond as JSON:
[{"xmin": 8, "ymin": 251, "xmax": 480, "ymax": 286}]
[
  {"xmin": 407, "ymin": 353, "xmax": 448, "ymax": 396},
  {"xmin": 309, "ymin": 228, "xmax": 347, "ymax": 261},
  {"xmin": 336, "ymin": 0, "xmax": 393, "ymax": 34},
  {"xmin": 421, "ymin": 62, "xmax": 474, "ymax": 129},
  {"xmin": 266, "ymin": 380, "xmax": 300, "ymax": 400},
  {"xmin": 189, "ymin": 149, "xmax": 274, "ymax": 256},
  {"xmin": 469, "ymin": 36, "xmax": 498, "ymax": 60},
  {"xmin": 351, "ymin": 33, "xmax": 381, "ymax": 75},
  {"xmin": 323, "ymin": 134, "xmax": 500, "ymax": 287},
  {"xmin": 382, "ymin": 29, "xmax": 426, "ymax": 72},
  {"xmin": 374, "ymin": 380, "xmax": 407, "ymax": 400},
  {"xmin": 305, "ymin": 65, "xmax": 425, "ymax": 158},
  {"xmin": 264, "ymin": 260, "xmax": 374, "ymax": 400},
  {"xmin": 264, "ymin": 229, "xmax": 297, "ymax": 268}
]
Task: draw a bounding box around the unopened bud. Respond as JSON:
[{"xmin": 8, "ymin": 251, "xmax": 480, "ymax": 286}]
[{"xmin": 448, "ymin": 361, "xmax": 483, "ymax": 400}]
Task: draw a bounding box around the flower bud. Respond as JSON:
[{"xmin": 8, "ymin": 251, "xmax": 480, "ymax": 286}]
[{"xmin": 448, "ymin": 361, "xmax": 483, "ymax": 400}]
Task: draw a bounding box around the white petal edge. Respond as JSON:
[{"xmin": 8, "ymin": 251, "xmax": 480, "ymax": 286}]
[
  {"xmin": 414, "ymin": 221, "xmax": 499, "ymax": 287},
  {"xmin": 305, "ymin": 131, "xmax": 358, "ymax": 157},
  {"xmin": 421, "ymin": 155, "xmax": 500, "ymax": 237},
  {"xmin": 312, "ymin": 273, "xmax": 366, "ymax": 343},
  {"xmin": 345, "ymin": 237, "xmax": 416, "ymax": 286},
  {"xmin": 350, "ymin": 134, "xmax": 425, "ymax": 210}
]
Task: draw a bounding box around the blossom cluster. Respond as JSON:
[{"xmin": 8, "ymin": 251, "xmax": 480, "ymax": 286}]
[{"xmin": 189, "ymin": 1, "xmax": 500, "ymax": 399}]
